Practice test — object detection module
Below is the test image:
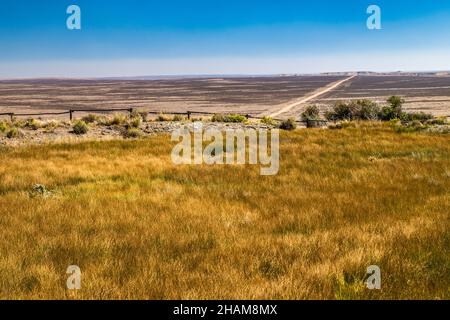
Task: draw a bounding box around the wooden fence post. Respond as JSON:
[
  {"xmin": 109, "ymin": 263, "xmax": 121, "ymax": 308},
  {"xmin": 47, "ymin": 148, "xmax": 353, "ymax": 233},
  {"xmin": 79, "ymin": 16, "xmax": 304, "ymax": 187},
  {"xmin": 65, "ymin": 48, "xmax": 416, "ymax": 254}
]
[
  {"xmin": 69, "ymin": 110, "xmax": 73, "ymax": 121},
  {"xmin": 187, "ymin": 111, "xmax": 191, "ymax": 120},
  {"xmin": 9, "ymin": 113, "xmax": 14, "ymax": 122}
]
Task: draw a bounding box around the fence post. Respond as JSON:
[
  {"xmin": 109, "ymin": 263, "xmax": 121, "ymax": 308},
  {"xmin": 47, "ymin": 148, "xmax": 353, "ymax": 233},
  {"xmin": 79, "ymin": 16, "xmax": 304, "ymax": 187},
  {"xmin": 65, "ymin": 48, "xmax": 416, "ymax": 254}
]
[
  {"xmin": 187, "ymin": 111, "xmax": 191, "ymax": 120},
  {"xmin": 69, "ymin": 110, "xmax": 73, "ymax": 121},
  {"xmin": 9, "ymin": 113, "xmax": 14, "ymax": 122}
]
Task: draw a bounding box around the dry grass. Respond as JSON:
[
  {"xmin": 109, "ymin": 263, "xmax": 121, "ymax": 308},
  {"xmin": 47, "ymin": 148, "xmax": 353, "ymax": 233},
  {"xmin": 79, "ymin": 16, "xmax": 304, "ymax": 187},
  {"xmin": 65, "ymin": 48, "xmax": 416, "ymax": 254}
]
[{"xmin": 0, "ymin": 123, "xmax": 448, "ymax": 299}]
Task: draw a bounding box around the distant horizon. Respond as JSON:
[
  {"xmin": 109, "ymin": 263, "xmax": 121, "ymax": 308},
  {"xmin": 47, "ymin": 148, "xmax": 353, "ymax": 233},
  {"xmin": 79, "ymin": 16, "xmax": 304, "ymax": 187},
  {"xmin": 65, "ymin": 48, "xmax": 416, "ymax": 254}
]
[{"xmin": 1, "ymin": 69, "xmax": 450, "ymax": 81}]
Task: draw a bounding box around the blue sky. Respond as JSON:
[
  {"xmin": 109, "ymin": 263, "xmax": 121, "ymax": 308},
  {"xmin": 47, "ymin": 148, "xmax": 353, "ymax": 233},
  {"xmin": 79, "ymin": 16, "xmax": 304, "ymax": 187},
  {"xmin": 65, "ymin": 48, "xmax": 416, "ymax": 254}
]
[{"xmin": 1, "ymin": 1, "xmax": 450, "ymax": 77}]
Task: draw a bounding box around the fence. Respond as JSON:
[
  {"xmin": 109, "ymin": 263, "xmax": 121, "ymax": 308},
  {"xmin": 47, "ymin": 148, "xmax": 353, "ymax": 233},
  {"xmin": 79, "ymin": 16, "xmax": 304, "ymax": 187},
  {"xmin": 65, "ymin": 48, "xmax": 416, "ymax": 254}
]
[{"xmin": 0, "ymin": 108, "xmax": 309, "ymax": 124}]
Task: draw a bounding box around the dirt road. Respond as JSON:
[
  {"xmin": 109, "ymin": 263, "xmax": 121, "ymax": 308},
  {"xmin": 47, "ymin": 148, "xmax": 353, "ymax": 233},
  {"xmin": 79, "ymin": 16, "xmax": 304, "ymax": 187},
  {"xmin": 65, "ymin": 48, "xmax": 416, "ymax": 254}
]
[{"xmin": 268, "ymin": 75, "xmax": 356, "ymax": 118}]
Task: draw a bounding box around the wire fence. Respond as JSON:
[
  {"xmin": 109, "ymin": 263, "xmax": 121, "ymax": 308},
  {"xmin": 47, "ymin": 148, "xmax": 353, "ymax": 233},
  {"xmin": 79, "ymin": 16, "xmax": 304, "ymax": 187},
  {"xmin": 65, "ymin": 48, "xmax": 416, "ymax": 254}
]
[{"xmin": 0, "ymin": 108, "xmax": 310, "ymax": 123}]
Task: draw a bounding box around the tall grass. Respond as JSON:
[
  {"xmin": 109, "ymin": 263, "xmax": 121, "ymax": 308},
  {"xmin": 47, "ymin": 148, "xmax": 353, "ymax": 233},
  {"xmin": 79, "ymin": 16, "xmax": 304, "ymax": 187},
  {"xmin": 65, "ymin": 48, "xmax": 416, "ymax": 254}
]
[{"xmin": 0, "ymin": 123, "xmax": 448, "ymax": 299}]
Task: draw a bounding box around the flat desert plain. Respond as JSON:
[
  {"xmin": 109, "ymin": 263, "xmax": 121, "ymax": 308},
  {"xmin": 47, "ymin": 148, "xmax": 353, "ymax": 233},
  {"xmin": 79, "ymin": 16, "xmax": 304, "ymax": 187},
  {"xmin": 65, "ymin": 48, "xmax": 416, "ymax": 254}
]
[{"xmin": 1, "ymin": 75, "xmax": 448, "ymax": 119}]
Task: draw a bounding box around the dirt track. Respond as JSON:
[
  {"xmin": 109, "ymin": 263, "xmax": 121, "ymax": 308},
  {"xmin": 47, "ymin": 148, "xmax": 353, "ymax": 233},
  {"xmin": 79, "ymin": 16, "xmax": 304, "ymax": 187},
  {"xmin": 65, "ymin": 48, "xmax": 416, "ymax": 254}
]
[{"xmin": 268, "ymin": 75, "xmax": 356, "ymax": 118}]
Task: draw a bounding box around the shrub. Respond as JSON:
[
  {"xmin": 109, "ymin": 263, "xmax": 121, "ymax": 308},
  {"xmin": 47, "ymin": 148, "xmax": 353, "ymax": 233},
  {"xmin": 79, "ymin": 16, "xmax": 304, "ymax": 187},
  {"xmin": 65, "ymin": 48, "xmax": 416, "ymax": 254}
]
[
  {"xmin": 12, "ymin": 119, "xmax": 26, "ymax": 128},
  {"xmin": 43, "ymin": 120, "xmax": 59, "ymax": 133},
  {"xmin": 260, "ymin": 116, "xmax": 276, "ymax": 126},
  {"xmin": 325, "ymin": 102, "xmax": 353, "ymax": 121},
  {"xmin": 354, "ymin": 100, "xmax": 380, "ymax": 120},
  {"xmin": 225, "ymin": 114, "xmax": 247, "ymax": 123},
  {"xmin": 326, "ymin": 100, "xmax": 381, "ymax": 121},
  {"xmin": 109, "ymin": 113, "xmax": 127, "ymax": 125},
  {"xmin": 128, "ymin": 116, "xmax": 142, "ymax": 128},
  {"xmin": 401, "ymin": 112, "xmax": 433, "ymax": 122},
  {"xmin": 211, "ymin": 114, "xmax": 247, "ymax": 123},
  {"xmin": 0, "ymin": 120, "xmax": 9, "ymax": 133},
  {"xmin": 173, "ymin": 115, "xmax": 184, "ymax": 121},
  {"xmin": 391, "ymin": 120, "xmax": 428, "ymax": 133},
  {"xmin": 211, "ymin": 114, "xmax": 226, "ymax": 122},
  {"xmin": 301, "ymin": 105, "xmax": 320, "ymax": 121},
  {"xmin": 156, "ymin": 113, "xmax": 170, "ymax": 121},
  {"xmin": 6, "ymin": 127, "xmax": 19, "ymax": 139},
  {"xmin": 138, "ymin": 111, "xmax": 148, "ymax": 122},
  {"xmin": 25, "ymin": 118, "xmax": 42, "ymax": 130},
  {"xmin": 379, "ymin": 106, "xmax": 402, "ymax": 121},
  {"xmin": 81, "ymin": 114, "xmax": 100, "ymax": 124},
  {"xmin": 279, "ymin": 118, "xmax": 297, "ymax": 131},
  {"xmin": 123, "ymin": 128, "xmax": 142, "ymax": 138},
  {"xmin": 30, "ymin": 184, "xmax": 52, "ymax": 198},
  {"xmin": 387, "ymin": 96, "xmax": 405, "ymax": 109},
  {"xmin": 72, "ymin": 120, "xmax": 89, "ymax": 135},
  {"xmin": 379, "ymin": 96, "xmax": 405, "ymax": 121},
  {"xmin": 427, "ymin": 116, "xmax": 448, "ymax": 125}
]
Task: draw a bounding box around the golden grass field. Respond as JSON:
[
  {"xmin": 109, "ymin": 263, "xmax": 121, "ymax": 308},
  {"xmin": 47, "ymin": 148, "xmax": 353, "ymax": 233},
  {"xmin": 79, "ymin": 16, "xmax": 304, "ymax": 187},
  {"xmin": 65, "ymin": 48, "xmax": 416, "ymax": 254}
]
[{"xmin": 0, "ymin": 123, "xmax": 448, "ymax": 299}]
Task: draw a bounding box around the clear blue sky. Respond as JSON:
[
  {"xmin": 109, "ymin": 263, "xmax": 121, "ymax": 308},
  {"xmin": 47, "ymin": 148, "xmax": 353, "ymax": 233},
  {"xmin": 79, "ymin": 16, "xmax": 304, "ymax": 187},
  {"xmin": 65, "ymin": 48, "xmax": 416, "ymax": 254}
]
[{"xmin": 1, "ymin": 0, "xmax": 450, "ymax": 77}]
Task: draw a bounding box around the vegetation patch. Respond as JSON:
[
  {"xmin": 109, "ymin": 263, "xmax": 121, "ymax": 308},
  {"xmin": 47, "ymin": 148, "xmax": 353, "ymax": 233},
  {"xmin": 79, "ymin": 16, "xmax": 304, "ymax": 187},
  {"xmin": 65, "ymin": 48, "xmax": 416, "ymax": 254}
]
[
  {"xmin": 72, "ymin": 120, "xmax": 89, "ymax": 135},
  {"xmin": 211, "ymin": 114, "xmax": 247, "ymax": 123},
  {"xmin": 279, "ymin": 118, "xmax": 297, "ymax": 131},
  {"xmin": 301, "ymin": 105, "xmax": 321, "ymax": 121}
]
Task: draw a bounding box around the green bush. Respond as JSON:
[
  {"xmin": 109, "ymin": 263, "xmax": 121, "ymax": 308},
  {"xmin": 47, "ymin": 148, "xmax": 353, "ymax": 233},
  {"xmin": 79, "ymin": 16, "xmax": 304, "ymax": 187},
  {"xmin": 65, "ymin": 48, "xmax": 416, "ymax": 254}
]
[
  {"xmin": 401, "ymin": 112, "xmax": 433, "ymax": 122},
  {"xmin": 301, "ymin": 105, "xmax": 320, "ymax": 121},
  {"xmin": 225, "ymin": 114, "xmax": 247, "ymax": 123},
  {"xmin": 354, "ymin": 100, "xmax": 380, "ymax": 120},
  {"xmin": 325, "ymin": 102, "xmax": 353, "ymax": 121},
  {"xmin": 279, "ymin": 118, "xmax": 297, "ymax": 131},
  {"xmin": 379, "ymin": 96, "xmax": 405, "ymax": 121},
  {"xmin": 427, "ymin": 116, "xmax": 448, "ymax": 125},
  {"xmin": 0, "ymin": 120, "xmax": 9, "ymax": 133},
  {"xmin": 326, "ymin": 100, "xmax": 381, "ymax": 121},
  {"xmin": 387, "ymin": 96, "xmax": 405, "ymax": 109},
  {"xmin": 211, "ymin": 114, "xmax": 247, "ymax": 123},
  {"xmin": 6, "ymin": 127, "xmax": 19, "ymax": 139},
  {"xmin": 391, "ymin": 120, "xmax": 428, "ymax": 133},
  {"xmin": 72, "ymin": 120, "xmax": 89, "ymax": 135},
  {"xmin": 379, "ymin": 106, "xmax": 400, "ymax": 121},
  {"xmin": 260, "ymin": 116, "xmax": 276, "ymax": 126}
]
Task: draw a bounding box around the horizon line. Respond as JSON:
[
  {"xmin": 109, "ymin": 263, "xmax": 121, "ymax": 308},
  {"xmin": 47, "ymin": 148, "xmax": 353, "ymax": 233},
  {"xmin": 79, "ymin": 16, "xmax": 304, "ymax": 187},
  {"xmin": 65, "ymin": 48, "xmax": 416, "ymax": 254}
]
[{"xmin": 1, "ymin": 69, "xmax": 449, "ymax": 81}]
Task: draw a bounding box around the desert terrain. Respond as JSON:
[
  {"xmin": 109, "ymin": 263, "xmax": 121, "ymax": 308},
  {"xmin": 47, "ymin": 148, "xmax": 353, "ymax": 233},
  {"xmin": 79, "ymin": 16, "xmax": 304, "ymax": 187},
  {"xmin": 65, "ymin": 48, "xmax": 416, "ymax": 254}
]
[{"xmin": 1, "ymin": 75, "xmax": 448, "ymax": 121}]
